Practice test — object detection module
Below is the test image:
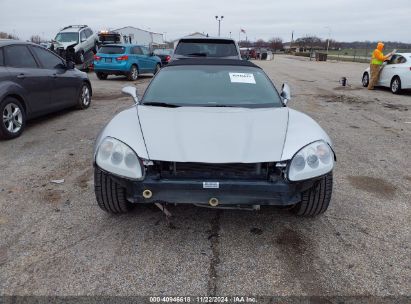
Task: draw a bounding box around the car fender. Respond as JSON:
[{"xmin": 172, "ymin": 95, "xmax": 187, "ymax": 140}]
[
  {"xmin": 0, "ymin": 80, "xmax": 32, "ymax": 115},
  {"xmin": 281, "ymin": 109, "xmax": 334, "ymax": 161},
  {"xmin": 93, "ymin": 106, "xmax": 149, "ymax": 160}
]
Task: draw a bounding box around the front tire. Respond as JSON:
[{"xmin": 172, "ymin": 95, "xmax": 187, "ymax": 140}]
[
  {"xmin": 94, "ymin": 167, "xmax": 134, "ymax": 214},
  {"xmin": 391, "ymin": 76, "xmax": 402, "ymax": 94},
  {"xmin": 362, "ymin": 72, "xmax": 369, "ymax": 87},
  {"xmin": 77, "ymin": 83, "xmax": 91, "ymax": 109},
  {"xmin": 292, "ymin": 172, "xmax": 333, "ymax": 216},
  {"xmin": 127, "ymin": 65, "xmax": 139, "ymax": 81},
  {"xmin": 0, "ymin": 97, "xmax": 26, "ymax": 140}
]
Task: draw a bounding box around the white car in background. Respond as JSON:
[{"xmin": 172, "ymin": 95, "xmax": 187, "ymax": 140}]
[{"xmin": 362, "ymin": 53, "xmax": 411, "ymax": 94}]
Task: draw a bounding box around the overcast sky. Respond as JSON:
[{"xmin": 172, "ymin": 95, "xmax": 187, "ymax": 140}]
[{"xmin": 1, "ymin": 0, "xmax": 410, "ymax": 43}]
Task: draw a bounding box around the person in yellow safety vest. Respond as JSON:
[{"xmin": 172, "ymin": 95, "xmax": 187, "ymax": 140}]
[{"xmin": 368, "ymin": 42, "xmax": 393, "ymax": 90}]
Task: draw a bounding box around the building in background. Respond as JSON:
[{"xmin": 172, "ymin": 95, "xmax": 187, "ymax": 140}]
[
  {"xmin": 113, "ymin": 26, "xmax": 164, "ymax": 48},
  {"xmin": 172, "ymin": 32, "xmax": 208, "ymax": 48}
]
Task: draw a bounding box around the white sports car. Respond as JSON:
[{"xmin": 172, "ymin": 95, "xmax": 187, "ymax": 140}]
[
  {"xmin": 362, "ymin": 53, "xmax": 411, "ymax": 94},
  {"xmin": 93, "ymin": 59, "xmax": 336, "ymax": 217}
]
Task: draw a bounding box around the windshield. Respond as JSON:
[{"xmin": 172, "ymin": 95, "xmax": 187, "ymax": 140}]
[
  {"xmin": 154, "ymin": 49, "xmax": 173, "ymax": 55},
  {"xmin": 98, "ymin": 46, "xmax": 126, "ymax": 54},
  {"xmin": 175, "ymin": 39, "xmax": 238, "ymax": 57},
  {"xmin": 55, "ymin": 32, "xmax": 78, "ymax": 43},
  {"xmin": 143, "ymin": 65, "xmax": 282, "ymax": 108}
]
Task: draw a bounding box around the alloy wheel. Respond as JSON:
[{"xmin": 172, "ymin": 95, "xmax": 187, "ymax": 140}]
[
  {"xmin": 391, "ymin": 79, "xmax": 399, "ymax": 93},
  {"xmin": 81, "ymin": 85, "xmax": 91, "ymax": 106},
  {"xmin": 131, "ymin": 66, "xmax": 138, "ymax": 80},
  {"xmin": 3, "ymin": 103, "xmax": 23, "ymax": 134},
  {"xmin": 362, "ymin": 74, "xmax": 369, "ymax": 87}
]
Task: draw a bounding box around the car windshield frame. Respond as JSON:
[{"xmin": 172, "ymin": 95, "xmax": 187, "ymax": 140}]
[
  {"xmin": 142, "ymin": 65, "xmax": 283, "ymax": 109},
  {"xmin": 98, "ymin": 46, "xmax": 126, "ymax": 54},
  {"xmin": 55, "ymin": 32, "xmax": 79, "ymax": 43}
]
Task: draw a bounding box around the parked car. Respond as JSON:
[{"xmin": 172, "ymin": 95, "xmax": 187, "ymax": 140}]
[
  {"xmin": 362, "ymin": 53, "xmax": 411, "ymax": 94},
  {"xmin": 93, "ymin": 44, "xmax": 162, "ymax": 81},
  {"xmin": 50, "ymin": 25, "xmax": 98, "ymax": 64},
  {"xmin": 172, "ymin": 37, "xmax": 241, "ymax": 60},
  {"xmin": 93, "ymin": 59, "xmax": 336, "ymax": 216},
  {"xmin": 153, "ymin": 48, "xmax": 173, "ymax": 65},
  {"xmin": 0, "ymin": 41, "xmax": 92, "ymax": 140}
]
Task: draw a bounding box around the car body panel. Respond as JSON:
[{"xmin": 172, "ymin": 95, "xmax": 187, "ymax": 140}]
[
  {"xmin": 281, "ymin": 109, "xmax": 333, "ymax": 161},
  {"xmin": 135, "ymin": 106, "xmax": 289, "ymax": 163},
  {"xmin": 94, "ymin": 44, "xmax": 161, "ymax": 74},
  {"xmin": 0, "ymin": 41, "xmax": 91, "ymax": 120},
  {"xmin": 94, "ymin": 106, "xmax": 149, "ymax": 159},
  {"xmin": 364, "ymin": 53, "xmax": 411, "ymax": 89}
]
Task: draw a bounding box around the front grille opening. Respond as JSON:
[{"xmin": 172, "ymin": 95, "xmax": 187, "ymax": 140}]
[{"xmin": 150, "ymin": 161, "xmax": 279, "ymax": 180}]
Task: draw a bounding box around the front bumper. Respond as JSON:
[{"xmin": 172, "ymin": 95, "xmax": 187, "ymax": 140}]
[{"xmin": 106, "ymin": 171, "xmax": 317, "ymax": 206}]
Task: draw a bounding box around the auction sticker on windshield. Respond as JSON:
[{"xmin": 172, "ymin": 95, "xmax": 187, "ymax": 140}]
[{"xmin": 229, "ymin": 72, "xmax": 256, "ymax": 84}]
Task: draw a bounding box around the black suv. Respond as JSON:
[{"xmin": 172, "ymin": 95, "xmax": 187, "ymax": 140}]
[
  {"xmin": 172, "ymin": 37, "xmax": 241, "ymax": 60},
  {"xmin": 0, "ymin": 40, "xmax": 92, "ymax": 139}
]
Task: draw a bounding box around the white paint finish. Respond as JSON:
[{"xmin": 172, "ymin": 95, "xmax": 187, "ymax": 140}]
[
  {"xmin": 94, "ymin": 106, "xmax": 149, "ymax": 160},
  {"xmin": 137, "ymin": 106, "xmax": 289, "ymax": 163},
  {"xmin": 281, "ymin": 109, "xmax": 333, "ymax": 161},
  {"xmin": 364, "ymin": 53, "xmax": 411, "ymax": 89}
]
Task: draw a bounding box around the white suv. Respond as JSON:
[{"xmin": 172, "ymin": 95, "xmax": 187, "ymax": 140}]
[{"xmin": 51, "ymin": 25, "xmax": 98, "ymax": 64}]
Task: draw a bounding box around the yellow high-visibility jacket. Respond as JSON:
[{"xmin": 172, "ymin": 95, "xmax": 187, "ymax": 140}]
[{"xmin": 371, "ymin": 42, "xmax": 390, "ymax": 65}]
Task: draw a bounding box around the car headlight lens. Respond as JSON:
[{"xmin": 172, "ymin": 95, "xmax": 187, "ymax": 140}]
[
  {"xmin": 96, "ymin": 137, "xmax": 144, "ymax": 180},
  {"xmin": 288, "ymin": 141, "xmax": 334, "ymax": 181}
]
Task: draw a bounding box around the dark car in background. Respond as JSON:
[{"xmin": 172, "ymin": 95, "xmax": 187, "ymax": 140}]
[
  {"xmin": 0, "ymin": 41, "xmax": 92, "ymax": 139},
  {"xmin": 172, "ymin": 37, "xmax": 241, "ymax": 60},
  {"xmin": 153, "ymin": 48, "xmax": 173, "ymax": 65}
]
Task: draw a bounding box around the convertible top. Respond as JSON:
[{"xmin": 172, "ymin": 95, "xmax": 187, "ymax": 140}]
[{"xmin": 165, "ymin": 59, "xmax": 261, "ymax": 69}]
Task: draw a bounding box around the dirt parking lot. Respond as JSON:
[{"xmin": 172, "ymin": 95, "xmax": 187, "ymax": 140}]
[{"xmin": 0, "ymin": 55, "xmax": 410, "ymax": 298}]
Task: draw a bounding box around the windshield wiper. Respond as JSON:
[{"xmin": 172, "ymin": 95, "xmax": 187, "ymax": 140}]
[{"xmin": 143, "ymin": 102, "xmax": 180, "ymax": 108}]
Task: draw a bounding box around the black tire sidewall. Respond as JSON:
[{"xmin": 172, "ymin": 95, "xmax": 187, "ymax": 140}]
[
  {"xmin": 96, "ymin": 72, "xmax": 107, "ymax": 80},
  {"xmin": 0, "ymin": 97, "xmax": 26, "ymax": 140},
  {"xmin": 78, "ymin": 83, "xmax": 91, "ymax": 109},
  {"xmin": 362, "ymin": 73, "xmax": 369, "ymax": 87},
  {"xmin": 128, "ymin": 65, "xmax": 138, "ymax": 81},
  {"xmin": 391, "ymin": 77, "xmax": 401, "ymax": 94}
]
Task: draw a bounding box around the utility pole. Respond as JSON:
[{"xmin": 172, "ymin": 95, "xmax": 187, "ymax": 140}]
[
  {"xmin": 325, "ymin": 26, "xmax": 332, "ymax": 54},
  {"xmin": 215, "ymin": 16, "xmax": 224, "ymax": 37}
]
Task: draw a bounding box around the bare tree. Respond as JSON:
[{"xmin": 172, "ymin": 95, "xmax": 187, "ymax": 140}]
[
  {"xmin": 268, "ymin": 37, "xmax": 283, "ymax": 52},
  {"xmin": 0, "ymin": 32, "xmax": 19, "ymax": 40},
  {"xmin": 254, "ymin": 39, "xmax": 266, "ymax": 48},
  {"xmin": 30, "ymin": 35, "xmax": 42, "ymax": 44}
]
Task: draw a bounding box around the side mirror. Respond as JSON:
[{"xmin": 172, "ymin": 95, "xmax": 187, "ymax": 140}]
[
  {"xmin": 66, "ymin": 61, "xmax": 75, "ymax": 70},
  {"xmin": 280, "ymin": 83, "xmax": 291, "ymax": 105},
  {"xmin": 122, "ymin": 86, "xmax": 139, "ymax": 104}
]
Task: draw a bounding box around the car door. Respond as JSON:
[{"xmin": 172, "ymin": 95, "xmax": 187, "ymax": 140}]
[
  {"xmin": 30, "ymin": 45, "xmax": 80, "ymax": 109},
  {"xmin": 3, "ymin": 44, "xmax": 52, "ymax": 116},
  {"xmin": 131, "ymin": 46, "xmax": 143, "ymax": 69},
  {"xmin": 140, "ymin": 46, "xmax": 155, "ymax": 72},
  {"xmin": 379, "ymin": 55, "xmax": 398, "ymax": 86},
  {"xmin": 79, "ymin": 30, "xmax": 88, "ymax": 51}
]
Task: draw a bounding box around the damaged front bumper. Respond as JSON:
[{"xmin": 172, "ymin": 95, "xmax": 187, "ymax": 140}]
[{"xmin": 104, "ymin": 170, "xmax": 317, "ymax": 207}]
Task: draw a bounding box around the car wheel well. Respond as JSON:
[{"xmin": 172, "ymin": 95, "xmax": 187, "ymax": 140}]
[
  {"xmin": 391, "ymin": 75, "xmax": 400, "ymax": 82},
  {"xmin": 3, "ymin": 94, "xmax": 27, "ymax": 113},
  {"xmin": 131, "ymin": 63, "xmax": 139, "ymax": 70}
]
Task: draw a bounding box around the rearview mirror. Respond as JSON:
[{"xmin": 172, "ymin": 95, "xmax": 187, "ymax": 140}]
[
  {"xmin": 280, "ymin": 83, "xmax": 291, "ymax": 105},
  {"xmin": 122, "ymin": 86, "xmax": 139, "ymax": 104}
]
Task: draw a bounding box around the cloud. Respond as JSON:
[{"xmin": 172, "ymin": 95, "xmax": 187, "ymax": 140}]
[{"xmin": 0, "ymin": 0, "xmax": 410, "ymax": 42}]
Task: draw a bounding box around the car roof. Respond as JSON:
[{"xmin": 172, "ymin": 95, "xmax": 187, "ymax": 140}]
[
  {"xmin": 165, "ymin": 59, "xmax": 260, "ymax": 68},
  {"xmin": 0, "ymin": 40, "xmax": 37, "ymax": 47},
  {"xmin": 60, "ymin": 25, "xmax": 89, "ymax": 33}
]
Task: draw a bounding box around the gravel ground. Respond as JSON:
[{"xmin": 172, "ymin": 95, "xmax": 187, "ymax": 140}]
[{"xmin": 0, "ymin": 56, "xmax": 410, "ymax": 298}]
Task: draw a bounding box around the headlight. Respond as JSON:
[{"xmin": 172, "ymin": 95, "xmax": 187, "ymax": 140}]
[
  {"xmin": 96, "ymin": 137, "xmax": 144, "ymax": 180},
  {"xmin": 288, "ymin": 141, "xmax": 334, "ymax": 181}
]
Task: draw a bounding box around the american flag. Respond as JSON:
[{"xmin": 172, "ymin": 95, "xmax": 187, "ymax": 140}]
[{"xmin": 240, "ymin": 29, "xmax": 246, "ymax": 33}]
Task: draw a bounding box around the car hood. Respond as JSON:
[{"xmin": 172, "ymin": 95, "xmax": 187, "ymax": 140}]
[{"xmin": 137, "ymin": 106, "xmax": 289, "ymax": 163}]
